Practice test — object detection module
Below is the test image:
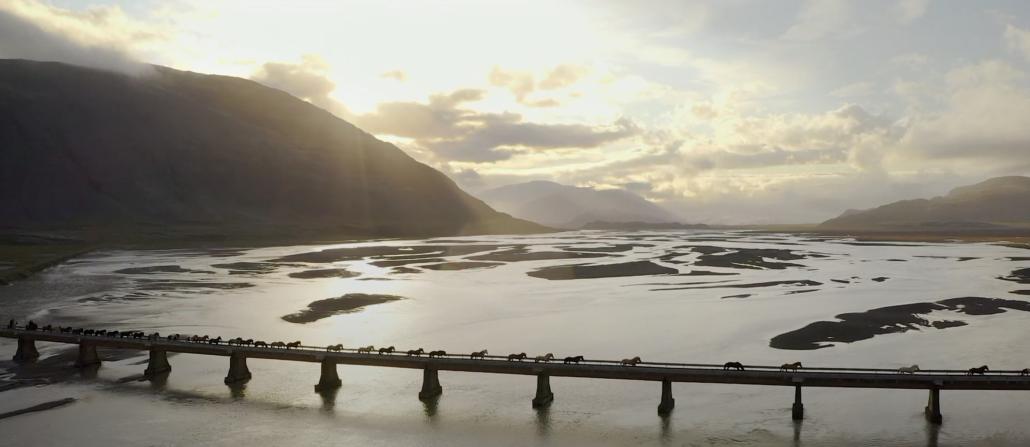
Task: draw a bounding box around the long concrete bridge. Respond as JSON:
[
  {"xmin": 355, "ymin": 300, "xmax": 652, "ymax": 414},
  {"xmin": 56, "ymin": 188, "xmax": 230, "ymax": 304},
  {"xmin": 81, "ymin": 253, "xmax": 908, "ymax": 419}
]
[{"xmin": 4, "ymin": 327, "xmax": 1030, "ymax": 424}]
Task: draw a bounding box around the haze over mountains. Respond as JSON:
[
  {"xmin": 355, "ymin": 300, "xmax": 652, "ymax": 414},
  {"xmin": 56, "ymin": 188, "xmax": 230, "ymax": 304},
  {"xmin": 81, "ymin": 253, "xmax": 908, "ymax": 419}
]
[
  {"xmin": 477, "ymin": 180, "xmax": 680, "ymax": 229},
  {"xmin": 0, "ymin": 59, "xmax": 542, "ymax": 240},
  {"xmin": 821, "ymin": 176, "xmax": 1030, "ymax": 230}
]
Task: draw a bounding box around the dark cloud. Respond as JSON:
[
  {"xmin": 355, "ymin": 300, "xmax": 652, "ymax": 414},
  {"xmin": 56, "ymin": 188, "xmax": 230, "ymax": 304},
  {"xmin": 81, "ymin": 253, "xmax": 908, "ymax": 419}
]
[{"xmin": 354, "ymin": 90, "xmax": 638, "ymax": 162}]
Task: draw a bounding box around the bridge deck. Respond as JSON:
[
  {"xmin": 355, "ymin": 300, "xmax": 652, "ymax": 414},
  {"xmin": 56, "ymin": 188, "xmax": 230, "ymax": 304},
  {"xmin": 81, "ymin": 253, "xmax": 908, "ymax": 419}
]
[{"xmin": 3, "ymin": 329, "xmax": 1029, "ymax": 390}]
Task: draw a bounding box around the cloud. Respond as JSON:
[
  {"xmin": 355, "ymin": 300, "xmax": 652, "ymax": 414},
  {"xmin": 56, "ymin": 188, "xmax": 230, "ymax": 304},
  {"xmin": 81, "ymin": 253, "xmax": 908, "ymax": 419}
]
[
  {"xmin": 896, "ymin": 60, "xmax": 1030, "ymax": 171},
  {"xmin": 381, "ymin": 69, "xmax": 407, "ymax": 81},
  {"xmin": 488, "ymin": 65, "xmax": 587, "ymax": 108},
  {"xmin": 0, "ymin": 0, "xmax": 159, "ymax": 74},
  {"xmin": 895, "ymin": 0, "xmax": 931, "ymax": 24},
  {"xmin": 1004, "ymin": 24, "xmax": 1030, "ymax": 61},
  {"xmin": 355, "ymin": 88, "xmax": 637, "ymax": 162},
  {"xmin": 250, "ymin": 55, "xmax": 352, "ymax": 118},
  {"xmin": 781, "ymin": 0, "xmax": 860, "ymax": 41},
  {"xmin": 830, "ymin": 81, "xmax": 874, "ymax": 98}
]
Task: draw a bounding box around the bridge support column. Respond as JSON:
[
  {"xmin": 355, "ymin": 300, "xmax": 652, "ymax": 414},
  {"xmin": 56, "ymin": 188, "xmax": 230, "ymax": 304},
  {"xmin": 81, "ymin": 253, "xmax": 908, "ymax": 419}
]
[
  {"xmin": 532, "ymin": 373, "xmax": 554, "ymax": 408},
  {"xmin": 224, "ymin": 352, "xmax": 252, "ymax": 385},
  {"xmin": 792, "ymin": 384, "xmax": 804, "ymax": 420},
  {"xmin": 13, "ymin": 337, "xmax": 39, "ymax": 362},
  {"xmin": 658, "ymin": 379, "xmax": 675, "ymax": 415},
  {"xmin": 418, "ymin": 367, "xmax": 442, "ymax": 400},
  {"xmin": 144, "ymin": 349, "xmax": 171, "ymax": 377},
  {"xmin": 924, "ymin": 387, "xmax": 942, "ymax": 424},
  {"xmin": 314, "ymin": 358, "xmax": 342, "ymax": 392},
  {"xmin": 75, "ymin": 343, "xmax": 100, "ymax": 368}
]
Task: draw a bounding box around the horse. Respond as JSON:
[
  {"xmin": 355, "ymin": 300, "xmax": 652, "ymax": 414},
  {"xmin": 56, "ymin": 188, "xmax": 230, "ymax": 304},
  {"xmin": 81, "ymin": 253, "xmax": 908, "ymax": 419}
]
[
  {"xmin": 148, "ymin": 332, "xmax": 161, "ymax": 341},
  {"xmin": 42, "ymin": 325, "xmax": 54, "ymax": 332},
  {"xmin": 1021, "ymin": 368, "xmax": 1029, "ymax": 376},
  {"xmin": 780, "ymin": 362, "xmax": 803, "ymax": 372},
  {"xmin": 428, "ymin": 350, "xmax": 447, "ymax": 358},
  {"xmin": 208, "ymin": 336, "xmax": 223, "ymax": 345},
  {"xmin": 94, "ymin": 329, "xmax": 105, "ymax": 336},
  {"xmin": 723, "ymin": 362, "xmax": 745, "ymax": 371},
  {"xmin": 132, "ymin": 331, "xmax": 145, "ymax": 339},
  {"xmin": 227, "ymin": 337, "xmax": 243, "ymax": 346},
  {"xmin": 72, "ymin": 328, "xmax": 84, "ymax": 335},
  {"xmin": 621, "ymin": 356, "xmax": 642, "ymax": 366},
  {"xmin": 357, "ymin": 345, "xmax": 375, "ymax": 354},
  {"xmin": 270, "ymin": 341, "xmax": 286, "ymax": 349},
  {"xmin": 286, "ymin": 341, "xmax": 302, "ymax": 350},
  {"xmin": 968, "ymin": 365, "xmax": 989, "ymax": 375},
  {"xmin": 470, "ymin": 349, "xmax": 488, "ymax": 359},
  {"xmin": 378, "ymin": 346, "xmax": 396, "ymax": 355},
  {"xmin": 897, "ymin": 365, "xmax": 920, "ymax": 374},
  {"xmin": 507, "ymin": 352, "xmax": 528, "ymax": 362},
  {"xmin": 534, "ymin": 353, "xmax": 555, "ymax": 363},
  {"xmin": 241, "ymin": 339, "xmax": 254, "ymax": 346},
  {"xmin": 328, "ymin": 344, "xmax": 344, "ymax": 352},
  {"xmin": 254, "ymin": 341, "xmax": 268, "ymax": 348},
  {"xmin": 83, "ymin": 329, "xmax": 95, "ymax": 336},
  {"xmin": 59, "ymin": 326, "xmax": 72, "ymax": 333},
  {"xmin": 563, "ymin": 355, "xmax": 584, "ymax": 364},
  {"xmin": 406, "ymin": 348, "xmax": 425, "ymax": 357}
]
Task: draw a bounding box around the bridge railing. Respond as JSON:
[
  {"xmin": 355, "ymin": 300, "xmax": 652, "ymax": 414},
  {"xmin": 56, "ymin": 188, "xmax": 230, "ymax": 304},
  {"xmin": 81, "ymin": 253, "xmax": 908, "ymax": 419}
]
[{"xmin": 2, "ymin": 326, "xmax": 1027, "ymax": 375}]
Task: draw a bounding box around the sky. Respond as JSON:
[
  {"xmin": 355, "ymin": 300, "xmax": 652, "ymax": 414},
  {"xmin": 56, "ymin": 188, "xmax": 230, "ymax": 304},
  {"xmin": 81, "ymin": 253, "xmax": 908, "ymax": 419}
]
[{"xmin": 1, "ymin": 0, "xmax": 1029, "ymax": 223}]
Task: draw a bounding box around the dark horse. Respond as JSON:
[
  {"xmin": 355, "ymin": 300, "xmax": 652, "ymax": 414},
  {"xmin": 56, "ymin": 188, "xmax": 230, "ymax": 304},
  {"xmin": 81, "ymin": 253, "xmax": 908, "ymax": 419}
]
[
  {"xmin": 1021, "ymin": 368, "xmax": 1029, "ymax": 376},
  {"xmin": 967, "ymin": 365, "xmax": 989, "ymax": 375},
  {"xmin": 723, "ymin": 362, "xmax": 745, "ymax": 371},
  {"xmin": 563, "ymin": 355, "xmax": 584, "ymax": 364}
]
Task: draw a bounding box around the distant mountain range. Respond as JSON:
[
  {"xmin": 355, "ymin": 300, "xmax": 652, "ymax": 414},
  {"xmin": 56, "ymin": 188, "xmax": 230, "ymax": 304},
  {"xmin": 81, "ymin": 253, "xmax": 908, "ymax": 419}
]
[
  {"xmin": 821, "ymin": 176, "xmax": 1030, "ymax": 230},
  {"xmin": 0, "ymin": 59, "xmax": 543, "ymax": 240},
  {"xmin": 477, "ymin": 180, "xmax": 680, "ymax": 228}
]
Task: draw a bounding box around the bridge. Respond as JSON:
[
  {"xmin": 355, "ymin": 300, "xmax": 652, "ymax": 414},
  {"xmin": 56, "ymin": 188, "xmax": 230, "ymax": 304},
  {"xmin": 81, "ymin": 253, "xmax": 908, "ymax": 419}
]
[{"xmin": 4, "ymin": 326, "xmax": 1030, "ymax": 424}]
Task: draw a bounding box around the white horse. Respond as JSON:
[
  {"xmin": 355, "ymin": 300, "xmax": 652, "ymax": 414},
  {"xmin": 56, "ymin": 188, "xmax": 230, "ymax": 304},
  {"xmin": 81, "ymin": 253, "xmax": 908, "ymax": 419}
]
[
  {"xmin": 898, "ymin": 365, "xmax": 920, "ymax": 374},
  {"xmin": 534, "ymin": 353, "xmax": 555, "ymax": 363}
]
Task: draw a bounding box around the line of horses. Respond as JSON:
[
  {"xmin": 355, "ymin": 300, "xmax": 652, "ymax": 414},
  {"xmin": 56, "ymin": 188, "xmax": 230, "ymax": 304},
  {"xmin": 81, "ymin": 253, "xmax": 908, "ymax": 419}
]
[{"xmin": 8, "ymin": 321, "xmax": 1030, "ymax": 376}]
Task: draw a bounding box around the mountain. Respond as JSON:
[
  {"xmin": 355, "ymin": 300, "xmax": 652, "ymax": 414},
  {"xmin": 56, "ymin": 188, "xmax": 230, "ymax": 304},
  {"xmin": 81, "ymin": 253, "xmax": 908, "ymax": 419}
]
[
  {"xmin": 0, "ymin": 59, "xmax": 544, "ymax": 240},
  {"xmin": 477, "ymin": 180, "xmax": 680, "ymax": 228},
  {"xmin": 820, "ymin": 176, "xmax": 1030, "ymax": 229}
]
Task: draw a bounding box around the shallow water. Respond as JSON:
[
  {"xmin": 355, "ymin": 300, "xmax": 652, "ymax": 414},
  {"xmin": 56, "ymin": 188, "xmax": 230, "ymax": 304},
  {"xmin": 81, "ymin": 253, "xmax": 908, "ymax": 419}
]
[{"xmin": 1, "ymin": 230, "xmax": 1029, "ymax": 446}]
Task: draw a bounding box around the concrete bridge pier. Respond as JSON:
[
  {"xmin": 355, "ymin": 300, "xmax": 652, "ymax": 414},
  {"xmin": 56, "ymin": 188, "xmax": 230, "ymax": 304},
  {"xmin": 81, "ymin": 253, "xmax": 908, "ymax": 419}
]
[
  {"xmin": 75, "ymin": 343, "xmax": 101, "ymax": 368},
  {"xmin": 144, "ymin": 349, "xmax": 171, "ymax": 377},
  {"xmin": 532, "ymin": 373, "xmax": 554, "ymax": 408},
  {"xmin": 224, "ymin": 352, "xmax": 252, "ymax": 385},
  {"xmin": 924, "ymin": 386, "xmax": 943, "ymax": 424},
  {"xmin": 13, "ymin": 337, "xmax": 39, "ymax": 362},
  {"xmin": 418, "ymin": 367, "xmax": 442, "ymax": 400},
  {"xmin": 792, "ymin": 384, "xmax": 804, "ymax": 420},
  {"xmin": 314, "ymin": 358, "xmax": 342, "ymax": 392},
  {"xmin": 657, "ymin": 379, "xmax": 675, "ymax": 415}
]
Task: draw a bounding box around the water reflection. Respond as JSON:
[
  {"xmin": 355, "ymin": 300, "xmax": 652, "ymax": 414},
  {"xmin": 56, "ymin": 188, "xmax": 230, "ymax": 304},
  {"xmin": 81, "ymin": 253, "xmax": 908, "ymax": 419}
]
[
  {"xmin": 659, "ymin": 414, "xmax": 672, "ymax": 445},
  {"xmin": 317, "ymin": 387, "xmax": 339, "ymax": 414},
  {"xmin": 78, "ymin": 364, "xmax": 100, "ymax": 380},
  {"xmin": 793, "ymin": 419, "xmax": 803, "ymax": 447},
  {"xmin": 421, "ymin": 395, "xmax": 439, "ymax": 423},
  {"xmin": 227, "ymin": 383, "xmax": 246, "ymax": 400},
  {"xmin": 534, "ymin": 406, "xmax": 551, "ymax": 439},
  {"xmin": 925, "ymin": 422, "xmax": 939, "ymax": 447},
  {"xmin": 147, "ymin": 371, "xmax": 169, "ymax": 390}
]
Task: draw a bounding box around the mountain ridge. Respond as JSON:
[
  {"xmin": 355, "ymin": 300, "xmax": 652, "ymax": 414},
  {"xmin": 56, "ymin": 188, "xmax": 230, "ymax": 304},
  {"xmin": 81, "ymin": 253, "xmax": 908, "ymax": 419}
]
[
  {"xmin": 820, "ymin": 176, "xmax": 1030, "ymax": 230},
  {"xmin": 477, "ymin": 180, "xmax": 680, "ymax": 228},
  {"xmin": 0, "ymin": 59, "xmax": 545, "ymax": 239}
]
